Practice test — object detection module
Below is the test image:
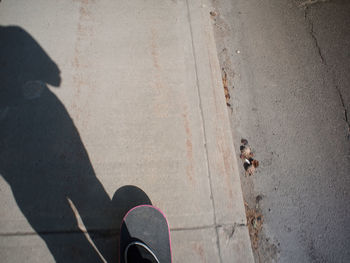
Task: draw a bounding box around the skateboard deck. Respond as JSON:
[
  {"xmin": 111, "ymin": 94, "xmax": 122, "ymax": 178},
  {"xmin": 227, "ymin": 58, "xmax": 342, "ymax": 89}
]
[{"xmin": 119, "ymin": 205, "xmax": 172, "ymax": 263}]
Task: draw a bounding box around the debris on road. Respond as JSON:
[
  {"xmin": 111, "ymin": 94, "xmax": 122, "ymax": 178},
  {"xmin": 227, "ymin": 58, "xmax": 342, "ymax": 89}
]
[
  {"xmin": 240, "ymin": 139, "xmax": 253, "ymax": 159},
  {"xmin": 240, "ymin": 139, "xmax": 259, "ymax": 176},
  {"xmin": 245, "ymin": 200, "xmax": 263, "ymax": 250},
  {"xmin": 222, "ymin": 68, "xmax": 231, "ymax": 107}
]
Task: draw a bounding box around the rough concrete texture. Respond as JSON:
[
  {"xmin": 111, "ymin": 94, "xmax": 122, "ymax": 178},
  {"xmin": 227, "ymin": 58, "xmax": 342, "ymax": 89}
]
[
  {"xmin": 0, "ymin": 0, "xmax": 253, "ymax": 262},
  {"xmin": 211, "ymin": 0, "xmax": 350, "ymax": 262}
]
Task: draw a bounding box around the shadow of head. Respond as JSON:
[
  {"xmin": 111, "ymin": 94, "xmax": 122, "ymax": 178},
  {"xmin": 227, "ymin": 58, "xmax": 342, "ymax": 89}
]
[{"xmin": 0, "ymin": 26, "xmax": 61, "ymax": 106}]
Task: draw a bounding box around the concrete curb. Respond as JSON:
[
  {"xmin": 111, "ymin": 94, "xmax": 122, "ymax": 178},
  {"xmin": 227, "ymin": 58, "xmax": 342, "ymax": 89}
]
[{"xmin": 186, "ymin": 0, "xmax": 254, "ymax": 261}]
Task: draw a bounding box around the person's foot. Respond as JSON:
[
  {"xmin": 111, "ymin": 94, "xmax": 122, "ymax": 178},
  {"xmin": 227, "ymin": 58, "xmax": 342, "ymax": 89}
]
[{"xmin": 124, "ymin": 241, "xmax": 159, "ymax": 263}]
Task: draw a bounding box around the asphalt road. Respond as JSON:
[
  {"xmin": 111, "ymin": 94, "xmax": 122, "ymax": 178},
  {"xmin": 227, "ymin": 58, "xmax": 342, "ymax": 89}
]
[{"xmin": 211, "ymin": 0, "xmax": 350, "ymax": 262}]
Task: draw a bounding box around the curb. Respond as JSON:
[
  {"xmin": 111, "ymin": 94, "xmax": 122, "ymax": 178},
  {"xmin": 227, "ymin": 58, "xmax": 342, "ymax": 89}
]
[{"xmin": 186, "ymin": 0, "xmax": 254, "ymax": 261}]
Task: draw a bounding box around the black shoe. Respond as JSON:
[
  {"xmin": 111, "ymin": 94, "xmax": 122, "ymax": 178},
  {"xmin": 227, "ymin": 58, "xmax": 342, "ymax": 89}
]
[{"xmin": 124, "ymin": 241, "xmax": 159, "ymax": 263}]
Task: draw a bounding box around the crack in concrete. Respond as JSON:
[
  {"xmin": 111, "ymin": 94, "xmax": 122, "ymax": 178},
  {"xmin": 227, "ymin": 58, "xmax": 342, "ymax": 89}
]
[
  {"xmin": 304, "ymin": 7, "xmax": 326, "ymax": 65},
  {"xmin": 219, "ymin": 223, "xmax": 247, "ymax": 239},
  {"xmin": 335, "ymin": 85, "xmax": 350, "ymax": 139},
  {"xmin": 304, "ymin": 6, "xmax": 350, "ymax": 140}
]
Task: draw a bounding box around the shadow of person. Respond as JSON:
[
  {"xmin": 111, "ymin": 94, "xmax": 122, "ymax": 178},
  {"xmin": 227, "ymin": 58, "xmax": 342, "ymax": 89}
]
[
  {"xmin": 0, "ymin": 26, "xmax": 152, "ymax": 263},
  {"xmin": 0, "ymin": 25, "xmax": 107, "ymax": 262}
]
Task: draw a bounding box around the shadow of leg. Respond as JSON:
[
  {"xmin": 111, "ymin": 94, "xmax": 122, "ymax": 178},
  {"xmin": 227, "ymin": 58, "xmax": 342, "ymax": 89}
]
[{"xmin": 87, "ymin": 185, "xmax": 152, "ymax": 263}]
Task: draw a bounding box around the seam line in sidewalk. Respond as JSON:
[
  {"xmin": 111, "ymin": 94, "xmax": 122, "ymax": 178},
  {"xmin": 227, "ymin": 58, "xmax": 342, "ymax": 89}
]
[
  {"xmin": 0, "ymin": 229, "xmax": 120, "ymax": 237},
  {"xmin": 171, "ymin": 223, "xmax": 247, "ymax": 232},
  {"xmin": 185, "ymin": 1, "xmax": 222, "ymax": 262},
  {"xmin": 0, "ymin": 223, "xmax": 248, "ymax": 237}
]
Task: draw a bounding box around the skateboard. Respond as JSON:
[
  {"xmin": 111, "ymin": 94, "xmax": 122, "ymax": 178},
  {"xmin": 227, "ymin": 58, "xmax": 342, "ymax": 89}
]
[{"xmin": 119, "ymin": 205, "xmax": 172, "ymax": 263}]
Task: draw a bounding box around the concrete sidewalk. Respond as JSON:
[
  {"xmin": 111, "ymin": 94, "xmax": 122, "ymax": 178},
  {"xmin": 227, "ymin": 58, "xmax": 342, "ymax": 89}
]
[{"xmin": 0, "ymin": 0, "xmax": 253, "ymax": 262}]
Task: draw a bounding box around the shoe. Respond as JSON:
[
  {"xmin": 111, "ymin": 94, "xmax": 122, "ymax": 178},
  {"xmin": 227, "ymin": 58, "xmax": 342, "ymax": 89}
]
[{"xmin": 124, "ymin": 241, "xmax": 159, "ymax": 263}]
